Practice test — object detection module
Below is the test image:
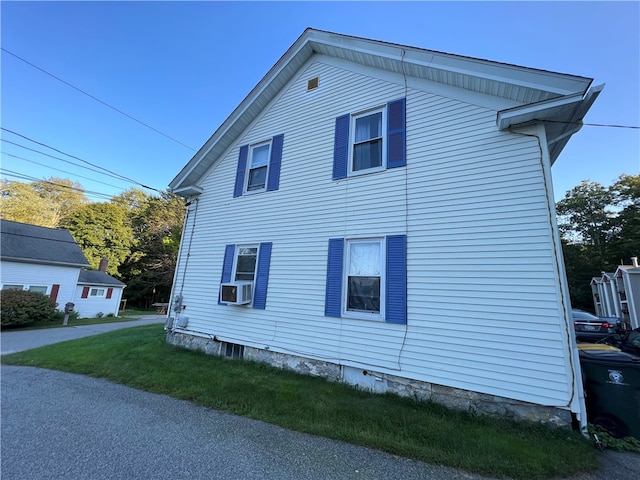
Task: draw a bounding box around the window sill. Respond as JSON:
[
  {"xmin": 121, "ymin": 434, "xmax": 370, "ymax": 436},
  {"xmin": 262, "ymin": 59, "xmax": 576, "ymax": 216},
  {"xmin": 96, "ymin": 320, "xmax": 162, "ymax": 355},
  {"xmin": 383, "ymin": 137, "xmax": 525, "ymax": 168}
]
[{"xmin": 342, "ymin": 311, "xmax": 384, "ymax": 322}]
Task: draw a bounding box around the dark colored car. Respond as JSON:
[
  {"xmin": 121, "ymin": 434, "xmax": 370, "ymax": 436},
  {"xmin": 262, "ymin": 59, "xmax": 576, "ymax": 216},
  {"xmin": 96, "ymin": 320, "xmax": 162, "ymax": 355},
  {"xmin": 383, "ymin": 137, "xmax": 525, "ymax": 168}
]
[{"xmin": 572, "ymin": 309, "xmax": 616, "ymax": 342}]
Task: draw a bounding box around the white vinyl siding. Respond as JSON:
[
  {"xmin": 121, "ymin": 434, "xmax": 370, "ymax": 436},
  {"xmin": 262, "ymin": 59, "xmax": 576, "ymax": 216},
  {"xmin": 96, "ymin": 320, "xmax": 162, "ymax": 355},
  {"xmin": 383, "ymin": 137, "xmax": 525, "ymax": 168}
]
[
  {"xmin": 170, "ymin": 57, "xmax": 574, "ymax": 408},
  {"xmin": 74, "ymin": 285, "xmax": 124, "ymax": 318},
  {"xmin": 0, "ymin": 261, "xmax": 79, "ymax": 307}
]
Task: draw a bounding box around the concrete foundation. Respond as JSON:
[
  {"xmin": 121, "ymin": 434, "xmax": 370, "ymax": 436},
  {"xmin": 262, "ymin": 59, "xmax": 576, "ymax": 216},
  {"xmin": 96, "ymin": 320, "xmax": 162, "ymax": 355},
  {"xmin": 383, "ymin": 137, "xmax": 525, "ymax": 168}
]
[{"xmin": 166, "ymin": 330, "xmax": 572, "ymax": 428}]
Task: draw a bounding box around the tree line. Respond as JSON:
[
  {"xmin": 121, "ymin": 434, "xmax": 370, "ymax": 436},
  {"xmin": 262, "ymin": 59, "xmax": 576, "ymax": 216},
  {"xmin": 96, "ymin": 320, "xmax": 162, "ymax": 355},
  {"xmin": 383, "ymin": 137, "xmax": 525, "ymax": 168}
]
[
  {"xmin": 0, "ymin": 178, "xmax": 185, "ymax": 309},
  {"xmin": 1, "ymin": 174, "xmax": 638, "ymax": 313},
  {"xmin": 557, "ymin": 174, "xmax": 639, "ymax": 311}
]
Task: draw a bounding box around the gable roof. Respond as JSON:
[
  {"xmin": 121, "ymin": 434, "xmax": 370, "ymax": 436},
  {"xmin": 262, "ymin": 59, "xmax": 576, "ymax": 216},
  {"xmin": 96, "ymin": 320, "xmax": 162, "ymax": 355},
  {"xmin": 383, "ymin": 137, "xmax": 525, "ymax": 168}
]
[
  {"xmin": 170, "ymin": 28, "xmax": 602, "ymax": 198},
  {"xmin": 0, "ymin": 219, "xmax": 90, "ymax": 268},
  {"xmin": 78, "ymin": 270, "xmax": 126, "ymax": 287}
]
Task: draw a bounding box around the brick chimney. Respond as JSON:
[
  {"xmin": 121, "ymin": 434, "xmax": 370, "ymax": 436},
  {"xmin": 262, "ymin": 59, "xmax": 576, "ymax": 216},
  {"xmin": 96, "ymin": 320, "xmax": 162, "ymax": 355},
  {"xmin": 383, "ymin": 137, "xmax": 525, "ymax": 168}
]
[{"xmin": 99, "ymin": 258, "xmax": 108, "ymax": 272}]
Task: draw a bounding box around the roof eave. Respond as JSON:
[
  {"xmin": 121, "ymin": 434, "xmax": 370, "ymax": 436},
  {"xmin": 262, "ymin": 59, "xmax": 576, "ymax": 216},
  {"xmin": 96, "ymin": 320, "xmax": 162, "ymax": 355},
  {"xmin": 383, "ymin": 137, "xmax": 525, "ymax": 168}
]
[
  {"xmin": 1, "ymin": 257, "xmax": 90, "ymax": 268},
  {"xmin": 170, "ymin": 28, "xmax": 598, "ymax": 192},
  {"xmin": 497, "ymin": 84, "xmax": 603, "ymax": 163}
]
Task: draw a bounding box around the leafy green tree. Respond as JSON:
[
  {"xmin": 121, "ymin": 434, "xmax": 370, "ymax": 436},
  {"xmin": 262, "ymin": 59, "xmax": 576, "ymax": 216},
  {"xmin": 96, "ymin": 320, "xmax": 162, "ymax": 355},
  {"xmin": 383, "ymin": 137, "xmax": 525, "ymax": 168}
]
[
  {"xmin": 0, "ymin": 179, "xmax": 53, "ymax": 226},
  {"xmin": 114, "ymin": 189, "xmax": 185, "ymax": 307},
  {"xmin": 556, "ymin": 175, "xmax": 640, "ymax": 311},
  {"xmin": 0, "ymin": 178, "xmax": 87, "ymax": 227},
  {"xmin": 556, "ymin": 180, "xmax": 615, "ymax": 263},
  {"xmin": 609, "ymin": 174, "xmax": 640, "ymax": 262},
  {"xmin": 61, "ymin": 202, "xmax": 134, "ymax": 275}
]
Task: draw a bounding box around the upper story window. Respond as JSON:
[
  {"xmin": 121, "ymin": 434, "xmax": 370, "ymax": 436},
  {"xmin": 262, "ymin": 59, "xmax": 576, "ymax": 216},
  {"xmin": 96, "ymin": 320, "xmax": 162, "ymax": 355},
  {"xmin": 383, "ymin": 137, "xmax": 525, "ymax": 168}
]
[
  {"xmin": 333, "ymin": 98, "xmax": 406, "ymax": 180},
  {"xmin": 234, "ymin": 134, "xmax": 284, "ymax": 197},
  {"xmin": 352, "ymin": 108, "xmax": 384, "ymax": 173},
  {"xmin": 247, "ymin": 142, "xmax": 271, "ymax": 192}
]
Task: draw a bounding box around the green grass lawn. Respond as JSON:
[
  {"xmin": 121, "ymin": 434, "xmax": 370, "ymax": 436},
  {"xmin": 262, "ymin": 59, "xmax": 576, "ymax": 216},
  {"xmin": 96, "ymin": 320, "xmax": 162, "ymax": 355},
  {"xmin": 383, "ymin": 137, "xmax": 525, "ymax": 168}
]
[
  {"xmin": 1, "ymin": 324, "xmax": 599, "ymax": 479},
  {"xmin": 1, "ymin": 308, "xmax": 160, "ymax": 331}
]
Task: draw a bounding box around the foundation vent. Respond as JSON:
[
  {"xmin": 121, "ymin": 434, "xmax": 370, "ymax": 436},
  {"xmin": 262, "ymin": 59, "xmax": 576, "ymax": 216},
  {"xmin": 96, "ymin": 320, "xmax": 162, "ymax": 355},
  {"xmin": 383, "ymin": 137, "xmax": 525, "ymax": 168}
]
[{"xmin": 223, "ymin": 342, "xmax": 244, "ymax": 359}]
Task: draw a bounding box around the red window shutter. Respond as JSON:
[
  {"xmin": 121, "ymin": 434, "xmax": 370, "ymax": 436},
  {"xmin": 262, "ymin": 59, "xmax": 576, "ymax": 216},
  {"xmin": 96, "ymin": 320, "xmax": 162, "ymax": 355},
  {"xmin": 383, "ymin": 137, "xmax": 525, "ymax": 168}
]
[
  {"xmin": 106, "ymin": 288, "xmax": 113, "ymax": 299},
  {"xmin": 50, "ymin": 284, "xmax": 60, "ymax": 302},
  {"xmin": 81, "ymin": 286, "xmax": 90, "ymax": 299}
]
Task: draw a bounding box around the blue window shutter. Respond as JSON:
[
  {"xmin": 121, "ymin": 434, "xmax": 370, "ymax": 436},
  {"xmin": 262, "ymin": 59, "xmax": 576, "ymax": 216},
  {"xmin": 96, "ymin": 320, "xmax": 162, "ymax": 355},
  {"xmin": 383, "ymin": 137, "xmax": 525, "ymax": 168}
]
[
  {"xmin": 386, "ymin": 235, "xmax": 407, "ymax": 324},
  {"xmin": 219, "ymin": 244, "xmax": 235, "ymax": 304},
  {"xmin": 233, "ymin": 145, "xmax": 248, "ymax": 197},
  {"xmin": 387, "ymin": 98, "xmax": 406, "ymax": 168},
  {"xmin": 333, "ymin": 114, "xmax": 349, "ymax": 180},
  {"xmin": 325, "ymin": 238, "xmax": 344, "ymax": 317},
  {"xmin": 266, "ymin": 134, "xmax": 283, "ymax": 192},
  {"xmin": 253, "ymin": 242, "xmax": 272, "ymax": 309}
]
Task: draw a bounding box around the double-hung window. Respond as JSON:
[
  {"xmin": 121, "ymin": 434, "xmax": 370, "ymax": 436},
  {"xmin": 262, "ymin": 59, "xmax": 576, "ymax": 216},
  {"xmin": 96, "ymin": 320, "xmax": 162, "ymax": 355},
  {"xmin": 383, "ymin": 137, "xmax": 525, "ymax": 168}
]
[
  {"xmin": 333, "ymin": 98, "xmax": 406, "ymax": 179},
  {"xmin": 219, "ymin": 242, "xmax": 273, "ymax": 309},
  {"xmin": 234, "ymin": 246, "xmax": 258, "ymax": 281},
  {"xmin": 346, "ymin": 239, "xmax": 383, "ymax": 315},
  {"xmin": 352, "ymin": 109, "xmax": 384, "ymax": 173},
  {"xmin": 325, "ymin": 235, "xmax": 407, "ymax": 324},
  {"xmin": 234, "ymin": 134, "xmax": 284, "ymax": 197},
  {"xmin": 246, "ymin": 142, "xmax": 270, "ymax": 192}
]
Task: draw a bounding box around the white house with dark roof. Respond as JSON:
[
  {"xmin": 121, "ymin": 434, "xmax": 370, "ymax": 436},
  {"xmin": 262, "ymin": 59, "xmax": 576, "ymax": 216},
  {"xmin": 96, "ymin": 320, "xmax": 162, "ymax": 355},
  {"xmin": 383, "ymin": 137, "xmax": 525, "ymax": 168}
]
[
  {"xmin": 75, "ymin": 259, "xmax": 126, "ymax": 318},
  {"xmin": 1, "ymin": 219, "xmax": 90, "ymax": 310},
  {"xmin": 165, "ymin": 29, "xmax": 602, "ymax": 429},
  {"xmin": 1, "ymin": 219, "xmax": 125, "ymax": 318}
]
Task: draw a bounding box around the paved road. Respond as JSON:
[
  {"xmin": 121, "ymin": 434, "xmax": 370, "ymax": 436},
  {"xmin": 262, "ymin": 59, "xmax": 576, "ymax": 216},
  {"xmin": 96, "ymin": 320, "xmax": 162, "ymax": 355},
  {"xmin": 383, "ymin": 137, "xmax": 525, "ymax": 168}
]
[
  {"xmin": 0, "ymin": 316, "xmax": 166, "ymax": 354},
  {"xmin": 1, "ymin": 319, "xmax": 639, "ymax": 480}
]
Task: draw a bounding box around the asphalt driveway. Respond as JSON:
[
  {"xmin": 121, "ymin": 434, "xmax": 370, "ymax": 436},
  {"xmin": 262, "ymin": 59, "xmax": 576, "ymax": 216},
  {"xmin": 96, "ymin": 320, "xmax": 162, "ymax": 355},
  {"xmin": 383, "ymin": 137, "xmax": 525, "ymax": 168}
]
[
  {"xmin": 0, "ymin": 315, "xmax": 166, "ymax": 354},
  {"xmin": 1, "ymin": 319, "xmax": 639, "ymax": 480}
]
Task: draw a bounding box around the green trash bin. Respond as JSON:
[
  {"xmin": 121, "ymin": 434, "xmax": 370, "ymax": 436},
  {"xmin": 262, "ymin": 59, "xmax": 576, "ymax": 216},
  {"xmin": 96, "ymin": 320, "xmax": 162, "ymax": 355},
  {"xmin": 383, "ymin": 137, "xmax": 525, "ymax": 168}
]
[{"xmin": 579, "ymin": 349, "xmax": 640, "ymax": 439}]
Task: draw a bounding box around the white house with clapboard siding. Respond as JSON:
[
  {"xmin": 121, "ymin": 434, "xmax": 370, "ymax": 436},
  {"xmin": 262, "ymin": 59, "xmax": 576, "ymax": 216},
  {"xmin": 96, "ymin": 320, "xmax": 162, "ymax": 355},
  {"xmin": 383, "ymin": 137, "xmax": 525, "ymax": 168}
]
[
  {"xmin": 1, "ymin": 219, "xmax": 90, "ymax": 311},
  {"xmin": 166, "ymin": 29, "xmax": 602, "ymax": 429}
]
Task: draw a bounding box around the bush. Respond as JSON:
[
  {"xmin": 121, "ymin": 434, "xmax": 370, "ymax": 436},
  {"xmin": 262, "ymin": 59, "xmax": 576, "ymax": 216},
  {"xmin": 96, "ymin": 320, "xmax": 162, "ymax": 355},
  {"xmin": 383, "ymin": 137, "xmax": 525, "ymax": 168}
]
[{"xmin": 1, "ymin": 289, "xmax": 57, "ymax": 328}]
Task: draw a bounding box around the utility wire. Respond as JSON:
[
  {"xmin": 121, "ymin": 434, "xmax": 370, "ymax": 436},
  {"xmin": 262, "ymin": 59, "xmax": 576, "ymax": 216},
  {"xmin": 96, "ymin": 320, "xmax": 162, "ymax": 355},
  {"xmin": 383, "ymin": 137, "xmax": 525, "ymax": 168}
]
[
  {"xmin": 1, "ymin": 128, "xmax": 163, "ymax": 193},
  {"xmin": 1, "ymin": 138, "xmax": 137, "ymax": 186},
  {"xmin": 543, "ymin": 119, "xmax": 640, "ymax": 130},
  {"xmin": 0, "ymin": 231, "xmax": 178, "ymax": 256},
  {"xmin": 1, "ymin": 152, "xmax": 129, "ymax": 190},
  {"xmin": 0, "ymin": 169, "xmax": 114, "ymax": 200},
  {"xmin": 2, "ymin": 47, "xmax": 197, "ymax": 152}
]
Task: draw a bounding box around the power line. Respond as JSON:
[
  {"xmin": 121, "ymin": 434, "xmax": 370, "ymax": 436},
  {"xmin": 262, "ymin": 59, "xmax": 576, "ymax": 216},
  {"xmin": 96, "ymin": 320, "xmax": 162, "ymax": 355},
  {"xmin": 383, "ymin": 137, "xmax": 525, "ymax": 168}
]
[
  {"xmin": 543, "ymin": 119, "xmax": 640, "ymax": 130},
  {"xmin": 0, "ymin": 169, "xmax": 114, "ymax": 200},
  {"xmin": 1, "ymin": 152, "xmax": 129, "ymax": 190},
  {"xmin": 2, "ymin": 47, "xmax": 197, "ymax": 152},
  {"xmin": 1, "ymin": 138, "xmax": 135, "ymax": 183},
  {"xmin": 1, "ymin": 128, "xmax": 163, "ymax": 193}
]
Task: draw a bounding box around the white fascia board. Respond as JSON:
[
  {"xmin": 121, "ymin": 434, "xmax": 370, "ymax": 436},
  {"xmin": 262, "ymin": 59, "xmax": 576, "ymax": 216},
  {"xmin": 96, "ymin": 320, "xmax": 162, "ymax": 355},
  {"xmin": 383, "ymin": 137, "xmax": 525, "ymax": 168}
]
[
  {"xmin": 497, "ymin": 84, "xmax": 604, "ymax": 131},
  {"xmin": 1, "ymin": 258, "xmax": 89, "ymax": 268},
  {"xmin": 310, "ymin": 29, "xmax": 592, "ymax": 96},
  {"xmin": 171, "ymin": 185, "xmax": 203, "ymax": 199},
  {"xmin": 496, "ymin": 92, "xmax": 586, "ymax": 130},
  {"xmin": 170, "ymin": 32, "xmax": 316, "ymax": 191}
]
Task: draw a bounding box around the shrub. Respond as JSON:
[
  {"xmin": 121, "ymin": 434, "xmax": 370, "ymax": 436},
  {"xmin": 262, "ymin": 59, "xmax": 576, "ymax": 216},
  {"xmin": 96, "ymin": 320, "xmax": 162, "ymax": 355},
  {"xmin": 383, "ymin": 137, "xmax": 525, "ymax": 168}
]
[
  {"xmin": 96, "ymin": 312, "xmax": 104, "ymax": 318},
  {"xmin": 0, "ymin": 289, "xmax": 57, "ymax": 328}
]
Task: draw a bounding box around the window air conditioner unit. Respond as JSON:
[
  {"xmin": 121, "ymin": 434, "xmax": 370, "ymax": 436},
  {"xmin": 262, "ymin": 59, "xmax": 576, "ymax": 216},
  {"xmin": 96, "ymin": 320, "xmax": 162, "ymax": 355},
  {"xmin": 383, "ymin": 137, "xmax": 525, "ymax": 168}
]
[{"xmin": 220, "ymin": 282, "xmax": 253, "ymax": 305}]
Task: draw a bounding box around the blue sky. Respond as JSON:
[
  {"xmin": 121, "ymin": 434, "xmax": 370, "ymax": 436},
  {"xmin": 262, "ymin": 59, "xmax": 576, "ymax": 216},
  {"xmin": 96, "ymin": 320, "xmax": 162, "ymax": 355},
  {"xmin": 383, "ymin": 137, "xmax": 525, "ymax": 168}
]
[{"xmin": 2, "ymin": 1, "xmax": 638, "ymax": 202}]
